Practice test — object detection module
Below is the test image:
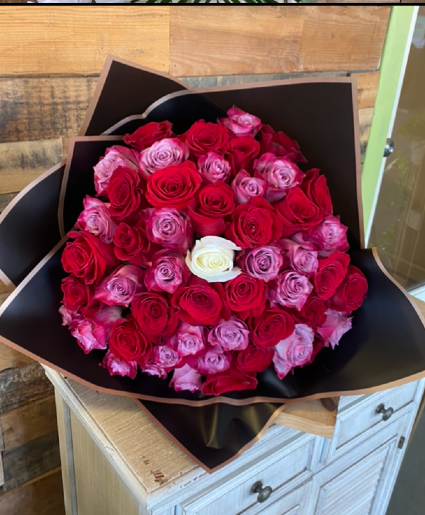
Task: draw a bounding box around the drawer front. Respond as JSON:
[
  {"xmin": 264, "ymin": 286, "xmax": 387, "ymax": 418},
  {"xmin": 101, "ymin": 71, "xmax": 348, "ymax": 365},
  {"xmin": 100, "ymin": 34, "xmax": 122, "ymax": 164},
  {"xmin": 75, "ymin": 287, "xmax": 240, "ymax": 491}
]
[
  {"xmin": 241, "ymin": 482, "xmax": 312, "ymax": 515},
  {"xmin": 323, "ymin": 381, "xmax": 418, "ymax": 464},
  {"xmin": 181, "ymin": 435, "xmax": 316, "ymax": 515}
]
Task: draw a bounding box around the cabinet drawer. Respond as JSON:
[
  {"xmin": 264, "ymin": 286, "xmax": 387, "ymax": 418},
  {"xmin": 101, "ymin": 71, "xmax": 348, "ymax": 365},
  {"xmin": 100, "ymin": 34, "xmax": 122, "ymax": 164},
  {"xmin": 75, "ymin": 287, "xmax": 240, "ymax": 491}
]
[
  {"xmin": 181, "ymin": 435, "xmax": 316, "ymax": 515},
  {"xmin": 242, "ymin": 482, "xmax": 312, "ymax": 515}
]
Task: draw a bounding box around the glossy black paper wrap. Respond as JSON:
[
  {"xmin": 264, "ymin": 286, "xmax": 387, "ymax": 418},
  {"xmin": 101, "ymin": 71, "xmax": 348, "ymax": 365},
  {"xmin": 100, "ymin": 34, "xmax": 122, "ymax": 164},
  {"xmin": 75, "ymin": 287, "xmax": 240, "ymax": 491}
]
[{"xmin": 1, "ymin": 57, "xmax": 425, "ymax": 472}]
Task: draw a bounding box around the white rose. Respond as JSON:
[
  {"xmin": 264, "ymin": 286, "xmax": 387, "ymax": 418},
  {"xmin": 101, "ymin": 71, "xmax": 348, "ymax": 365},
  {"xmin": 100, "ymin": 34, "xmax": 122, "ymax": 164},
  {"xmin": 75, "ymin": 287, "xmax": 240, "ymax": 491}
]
[{"xmin": 186, "ymin": 236, "xmax": 242, "ymax": 283}]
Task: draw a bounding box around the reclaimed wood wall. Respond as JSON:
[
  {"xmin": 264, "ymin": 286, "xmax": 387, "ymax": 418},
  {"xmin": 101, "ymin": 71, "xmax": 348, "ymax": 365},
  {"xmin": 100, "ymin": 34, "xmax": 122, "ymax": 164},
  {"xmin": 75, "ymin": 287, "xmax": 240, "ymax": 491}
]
[{"xmin": 0, "ymin": 5, "xmax": 390, "ymax": 514}]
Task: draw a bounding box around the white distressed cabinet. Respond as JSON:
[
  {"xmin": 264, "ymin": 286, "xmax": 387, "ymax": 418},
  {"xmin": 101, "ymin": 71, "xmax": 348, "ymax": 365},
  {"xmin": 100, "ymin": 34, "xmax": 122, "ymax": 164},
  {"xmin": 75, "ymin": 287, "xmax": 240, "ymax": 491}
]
[{"xmin": 44, "ymin": 366, "xmax": 425, "ymax": 515}]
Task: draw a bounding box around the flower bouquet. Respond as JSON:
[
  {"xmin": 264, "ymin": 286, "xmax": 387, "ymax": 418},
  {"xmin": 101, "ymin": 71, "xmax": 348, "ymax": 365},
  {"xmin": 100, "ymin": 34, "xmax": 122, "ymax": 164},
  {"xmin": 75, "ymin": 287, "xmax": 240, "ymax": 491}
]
[{"xmin": 1, "ymin": 56, "xmax": 425, "ymax": 472}]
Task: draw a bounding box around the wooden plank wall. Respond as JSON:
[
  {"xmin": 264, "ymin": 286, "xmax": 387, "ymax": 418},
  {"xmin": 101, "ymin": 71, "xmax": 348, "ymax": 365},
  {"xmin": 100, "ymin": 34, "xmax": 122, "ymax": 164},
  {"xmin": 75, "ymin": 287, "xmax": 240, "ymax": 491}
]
[{"xmin": 0, "ymin": 6, "xmax": 390, "ymax": 514}]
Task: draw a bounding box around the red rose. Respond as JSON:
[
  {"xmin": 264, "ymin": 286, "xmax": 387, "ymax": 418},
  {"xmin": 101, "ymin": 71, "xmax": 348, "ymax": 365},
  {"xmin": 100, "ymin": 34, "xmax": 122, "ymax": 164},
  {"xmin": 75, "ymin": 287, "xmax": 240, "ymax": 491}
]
[
  {"xmin": 225, "ymin": 197, "xmax": 282, "ymax": 249},
  {"xmin": 172, "ymin": 277, "xmax": 228, "ymax": 325},
  {"xmin": 201, "ymin": 368, "xmax": 258, "ymax": 396},
  {"xmin": 295, "ymin": 295, "xmax": 329, "ymax": 328},
  {"xmin": 314, "ymin": 252, "xmax": 350, "ymax": 300},
  {"xmin": 145, "ymin": 161, "xmax": 202, "ymax": 210},
  {"xmin": 224, "ymin": 272, "xmax": 268, "ymax": 320},
  {"xmin": 226, "ymin": 136, "xmax": 260, "ymax": 176},
  {"xmin": 259, "ymin": 124, "xmax": 307, "ymax": 163},
  {"xmin": 183, "ymin": 120, "xmax": 230, "ymax": 158},
  {"xmin": 132, "ymin": 292, "xmax": 178, "ymax": 338},
  {"xmin": 274, "ymin": 187, "xmax": 323, "ymax": 237},
  {"xmin": 62, "ymin": 231, "xmax": 119, "ymax": 284},
  {"xmin": 235, "ymin": 345, "xmax": 274, "ymax": 373},
  {"xmin": 123, "ymin": 121, "xmax": 173, "ymax": 151},
  {"xmin": 61, "ymin": 275, "xmax": 101, "ymax": 316},
  {"xmin": 189, "ymin": 182, "xmax": 236, "ymax": 237},
  {"xmin": 249, "ymin": 307, "xmax": 295, "ymax": 348},
  {"xmin": 300, "ymin": 168, "xmax": 333, "ymax": 217},
  {"xmin": 113, "ymin": 220, "xmax": 159, "ymax": 266},
  {"xmin": 107, "ymin": 167, "xmax": 145, "ymax": 221},
  {"xmin": 109, "ymin": 317, "xmax": 152, "ymax": 367},
  {"xmin": 330, "ymin": 265, "xmax": 368, "ymax": 313}
]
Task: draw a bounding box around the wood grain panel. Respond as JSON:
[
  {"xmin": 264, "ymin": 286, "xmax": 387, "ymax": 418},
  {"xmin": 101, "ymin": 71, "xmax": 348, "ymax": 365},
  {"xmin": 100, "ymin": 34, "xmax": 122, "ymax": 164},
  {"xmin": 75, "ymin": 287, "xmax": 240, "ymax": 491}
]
[
  {"xmin": 352, "ymin": 71, "xmax": 380, "ymax": 109},
  {"xmin": 0, "ymin": 194, "xmax": 17, "ymax": 214},
  {"xmin": 170, "ymin": 6, "xmax": 390, "ymax": 77},
  {"xmin": 0, "ymin": 343, "xmax": 33, "ymax": 374},
  {"xmin": 0, "ymin": 7, "xmax": 170, "ymax": 76}
]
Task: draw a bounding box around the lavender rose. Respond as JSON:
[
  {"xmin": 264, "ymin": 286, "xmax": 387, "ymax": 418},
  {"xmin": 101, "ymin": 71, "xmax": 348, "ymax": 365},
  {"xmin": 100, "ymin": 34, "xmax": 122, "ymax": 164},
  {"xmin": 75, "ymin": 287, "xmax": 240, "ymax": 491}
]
[
  {"xmin": 231, "ymin": 171, "xmax": 267, "ymax": 204},
  {"xmin": 94, "ymin": 265, "xmax": 144, "ymax": 307},
  {"xmin": 237, "ymin": 245, "xmax": 284, "ymax": 282},
  {"xmin": 198, "ymin": 152, "xmax": 231, "ymax": 184},
  {"xmin": 152, "ymin": 345, "xmax": 181, "ymax": 370},
  {"xmin": 94, "ymin": 145, "xmax": 139, "ymax": 196},
  {"xmin": 317, "ymin": 309, "xmax": 352, "ymax": 349},
  {"xmin": 270, "ymin": 270, "xmax": 313, "ymax": 311},
  {"xmin": 145, "ymin": 249, "xmax": 190, "ymax": 294},
  {"xmin": 306, "ymin": 216, "xmax": 349, "ymax": 257},
  {"xmin": 254, "ymin": 153, "xmax": 304, "ymax": 203},
  {"xmin": 279, "ymin": 238, "xmax": 318, "ymax": 276},
  {"xmin": 100, "ymin": 350, "xmax": 138, "ymax": 379},
  {"xmin": 170, "ymin": 364, "xmax": 202, "ymax": 393},
  {"xmin": 208, "ymin": 317, "xmax": 250, "ymax": 351},
  {"xmin": 76, "ymin": 196, "xmax": 117, "ymax": 244},
  {"xmin": 143, "ymin": 208, "xmax": 193, "ymax": 252},
  {"xmin": 197, "ymin": 346, "xmax": 231, "ymax": 375},
  {"xmin": 138, "ymin": 138, "xmax": 189, "ymax": 179},
  {"xmin": 272, "ymin": 323, "xmax": 314, "ymax": 379},
  {"xmin": 218, "ymin": 106, "xmax": 262, "ymax": 138},
  {"xmin": 173, "ymin": 323, "xmax": 206, "ymax": 357}
]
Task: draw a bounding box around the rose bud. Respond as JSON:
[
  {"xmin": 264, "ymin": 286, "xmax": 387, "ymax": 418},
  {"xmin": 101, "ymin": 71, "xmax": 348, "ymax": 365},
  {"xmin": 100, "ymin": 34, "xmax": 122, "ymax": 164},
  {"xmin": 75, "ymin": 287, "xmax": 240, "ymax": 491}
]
[
  {"xmin": 100, "ymin": 350, "xmax": 138, "ymax": 380},
  {"xmin": 317, "ymin": 309, "xmax": 352, "ymax": 348},
  {"xmin": 107, "ymin": 166, "xmax": 145, "ymax": 221},
  {"xmin": 237, "ymin": 245, "xmax": 285, "ymax": 282},
  {"xmin": 94, "ymin": 145, "xmax": 139, "ymax": 196},
  {"xmin": 76, "ymin": 196, "xmax": 117, "ymax": 244},
  {"xmin": 201, "ymin": 369, "xmax": 257, "ymax": 396},
  {"xmin": 138, "ymin": 138, "xmax": 189, "ymax": 179},
  {"xmin": 113, "ymin": 219, "xmax": 158, "ymax": 266},
  {"xmin": 94, "ymin": 265, "xmax": 145, "ymax": 307},
  {"xmin": 279, "ymin": 238, "xmax": 318, "ymax": 276},
  {"xmin": 143, "ymin": 208, "xmax": 193, "ymax": 253},
  {"xmin": 231, "ymin": 171, "xmax": 267, "ymax": 204},
  {"xmin": 249, "ymin": 307, "xmax": 295, "ymax": 348},
  {"xmin": 152, "ymin": 345, "xmax": 181, "ymax": 370},
  {"xmin": 306, "ymin": 216, "xmax": 349, "ymax": 256},
  {"xmin": 254, "ymin": 153, "xmax": 304, "ymax": 203},
  {"xmin": 132, "ymin": 292, "xmax": 179, "ymax": 338},
  {"xmin": 198, "ymin": 152, "xmax": 232, "ymax": 184},
  {"xmin": 208, "ymin": 317, "xmax": 250, "ymax": 352},
  {"xmin": 172, "ymin": 322, "xmax": 207, "ymax": 357},
  {"xmin": 235, "ymin": 345, "xmax": 274, "ymax": 373},
  {"xmin": 170, "ymin": 364, "xmax": 202, "ymax": 393},
  {"xmin": 273, "ymin": 323, "xmax": 314, "ymax": 379},
  {"xmin": 224, "ymin": 272, "xmax": 268, "ymax": 320},
  {"xmin": 123, "ymin": 121, "xmax": 173, "ymax": 151},
  {"xmin": 70, "ymin": 306, "xmax": 121, "ymax": 354},
  {"xmin": 182, "ymin": 120, "xmax": 230, "ymax": 158},
  {"xmin": 218, "ymin": 106, "xmax": 262, "ymax": 138},
  {"xmin": 226, "ymin": 136, "xmax": 260, "ymax": 177},
  {"xmin": 259, "ymin": 124, "xmax": 307, "ymax": 164},
  {"xmin": 314, "ymin": 252, "xmax": 350, "ymax": 300},
  {"xmin": 270, "ymin": 270, "xmax": 313, "ymax": 311},
  {"xmin": 197, "ymin": 346, "xmax": 231, "ymax": 375},
  {"xmin": 188, "ymin": 182, "xmax": 236, "ymax": 237},
  {"xmin": 300, "ymin": 168, "xmax": 333, "ymax": 217},
  {"xmin": 186, "ymin": 236, "xmax": 242, "ymax": 283},
  {"xmin": 109, "ymin": 317, "xmax": 152, "ymax": 367},
  {"xmin": 62, "ymin": 231, "xmax": 119, "ymax": 285},
  {"xmin": 145, "ymin": 249, "xmax": 190, "ymax": 294},
  {"xmin": 330, "ymin": 265, "xmax": 368, "ymax": 313}
]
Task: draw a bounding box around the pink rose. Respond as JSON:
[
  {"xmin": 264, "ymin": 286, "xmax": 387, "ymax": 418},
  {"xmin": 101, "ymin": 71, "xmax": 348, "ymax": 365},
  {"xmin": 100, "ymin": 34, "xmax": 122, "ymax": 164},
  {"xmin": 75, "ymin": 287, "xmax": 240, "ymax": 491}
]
[
  {"xmin": 208, "ymin": 317, "xmax": 250, "ymax": 351},
  {"xmin": 141, "ymin": 360, "xmax": 168, "ymax": 379},
  {"xmin": 145, "ymin": 249, "xmax": 190, "ymax": 295},
  {"xmin": 152, "ymin": 345, "xmax": 181, "ymax": 370},
  {"xmin": 138, "ymin": 138, "xmax": 189, "ymax": 179},
  {"xmin": 76, "ymin": 196, "xmax": 117, "ymax": 244},
  {"xmin": 231, "ymin": 171, "xmax": 267, "ymax": 204},
  {"xmin": 143, "ymin": 208, "xmax": 193, "ymax": 252},
  {"xmin": 94, "ymin": 265, "xmax": 144, "ymax": 307},
  {"xmin": 59, "ymin": 305, "xmax": 81, "ymax": 326},
  {"xmin": 172, "ymin": 322, "xmax": 206, "ymax": 357},
  {"xmin": 259, "ymin": 125, "xmax": 307, "ymax": 164},
  {"xmin": 198, "ymin": 152, "xmax": 232, "ymax": 184},
  {"xmin": 218, "ymin": 106, "xmax": 262, "ymax": 137},
  {"xmin": 317, "ymin": 309, "xmax": 352, "ymax": 349},
  {"xmin": 170, "ymin": 364, "xmax": 202, "ymax": 393},
  {"xmin": 94, "ymin": 145, "xmax": 139, "ymax": 196},
  {"xmin": 197, "ymin": 346, "xmax": 231, "ymax": 375},
  {"xmin": 306, "ymin": 216, "xmax": 349, "ymax": 256},
  {"xmin": 279, "ymin": 238, "xmax": 318, "ymax": 276},
  {"xmin": 273, "ymin": 323, "xmax": 314, "ymax": 379},
  {"xmin": 100, "ymin": 350, "xmax": 138, "ymax": 379},
  {"xmin": 270, "ymin": 270, "xmax": 313, "ymax": 311},
  {"xmin": 237, "ymin": 245, "xmax": 285, "ymax": 282},
  {"xmin": 70, "ymin": 306, "xmax": 121, "ymax": 354}
]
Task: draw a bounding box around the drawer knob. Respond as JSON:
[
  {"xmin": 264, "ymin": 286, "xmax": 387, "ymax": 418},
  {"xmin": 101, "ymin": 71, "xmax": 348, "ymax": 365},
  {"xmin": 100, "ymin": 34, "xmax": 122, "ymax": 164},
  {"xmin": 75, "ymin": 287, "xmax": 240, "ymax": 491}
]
[
  {"xmin": 251, "ymin": 481, "xmax": 273, "ymax": 503},
  {"xmin": 376, "ymin": 403, "xmax": 394, "ymax": 421}
]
